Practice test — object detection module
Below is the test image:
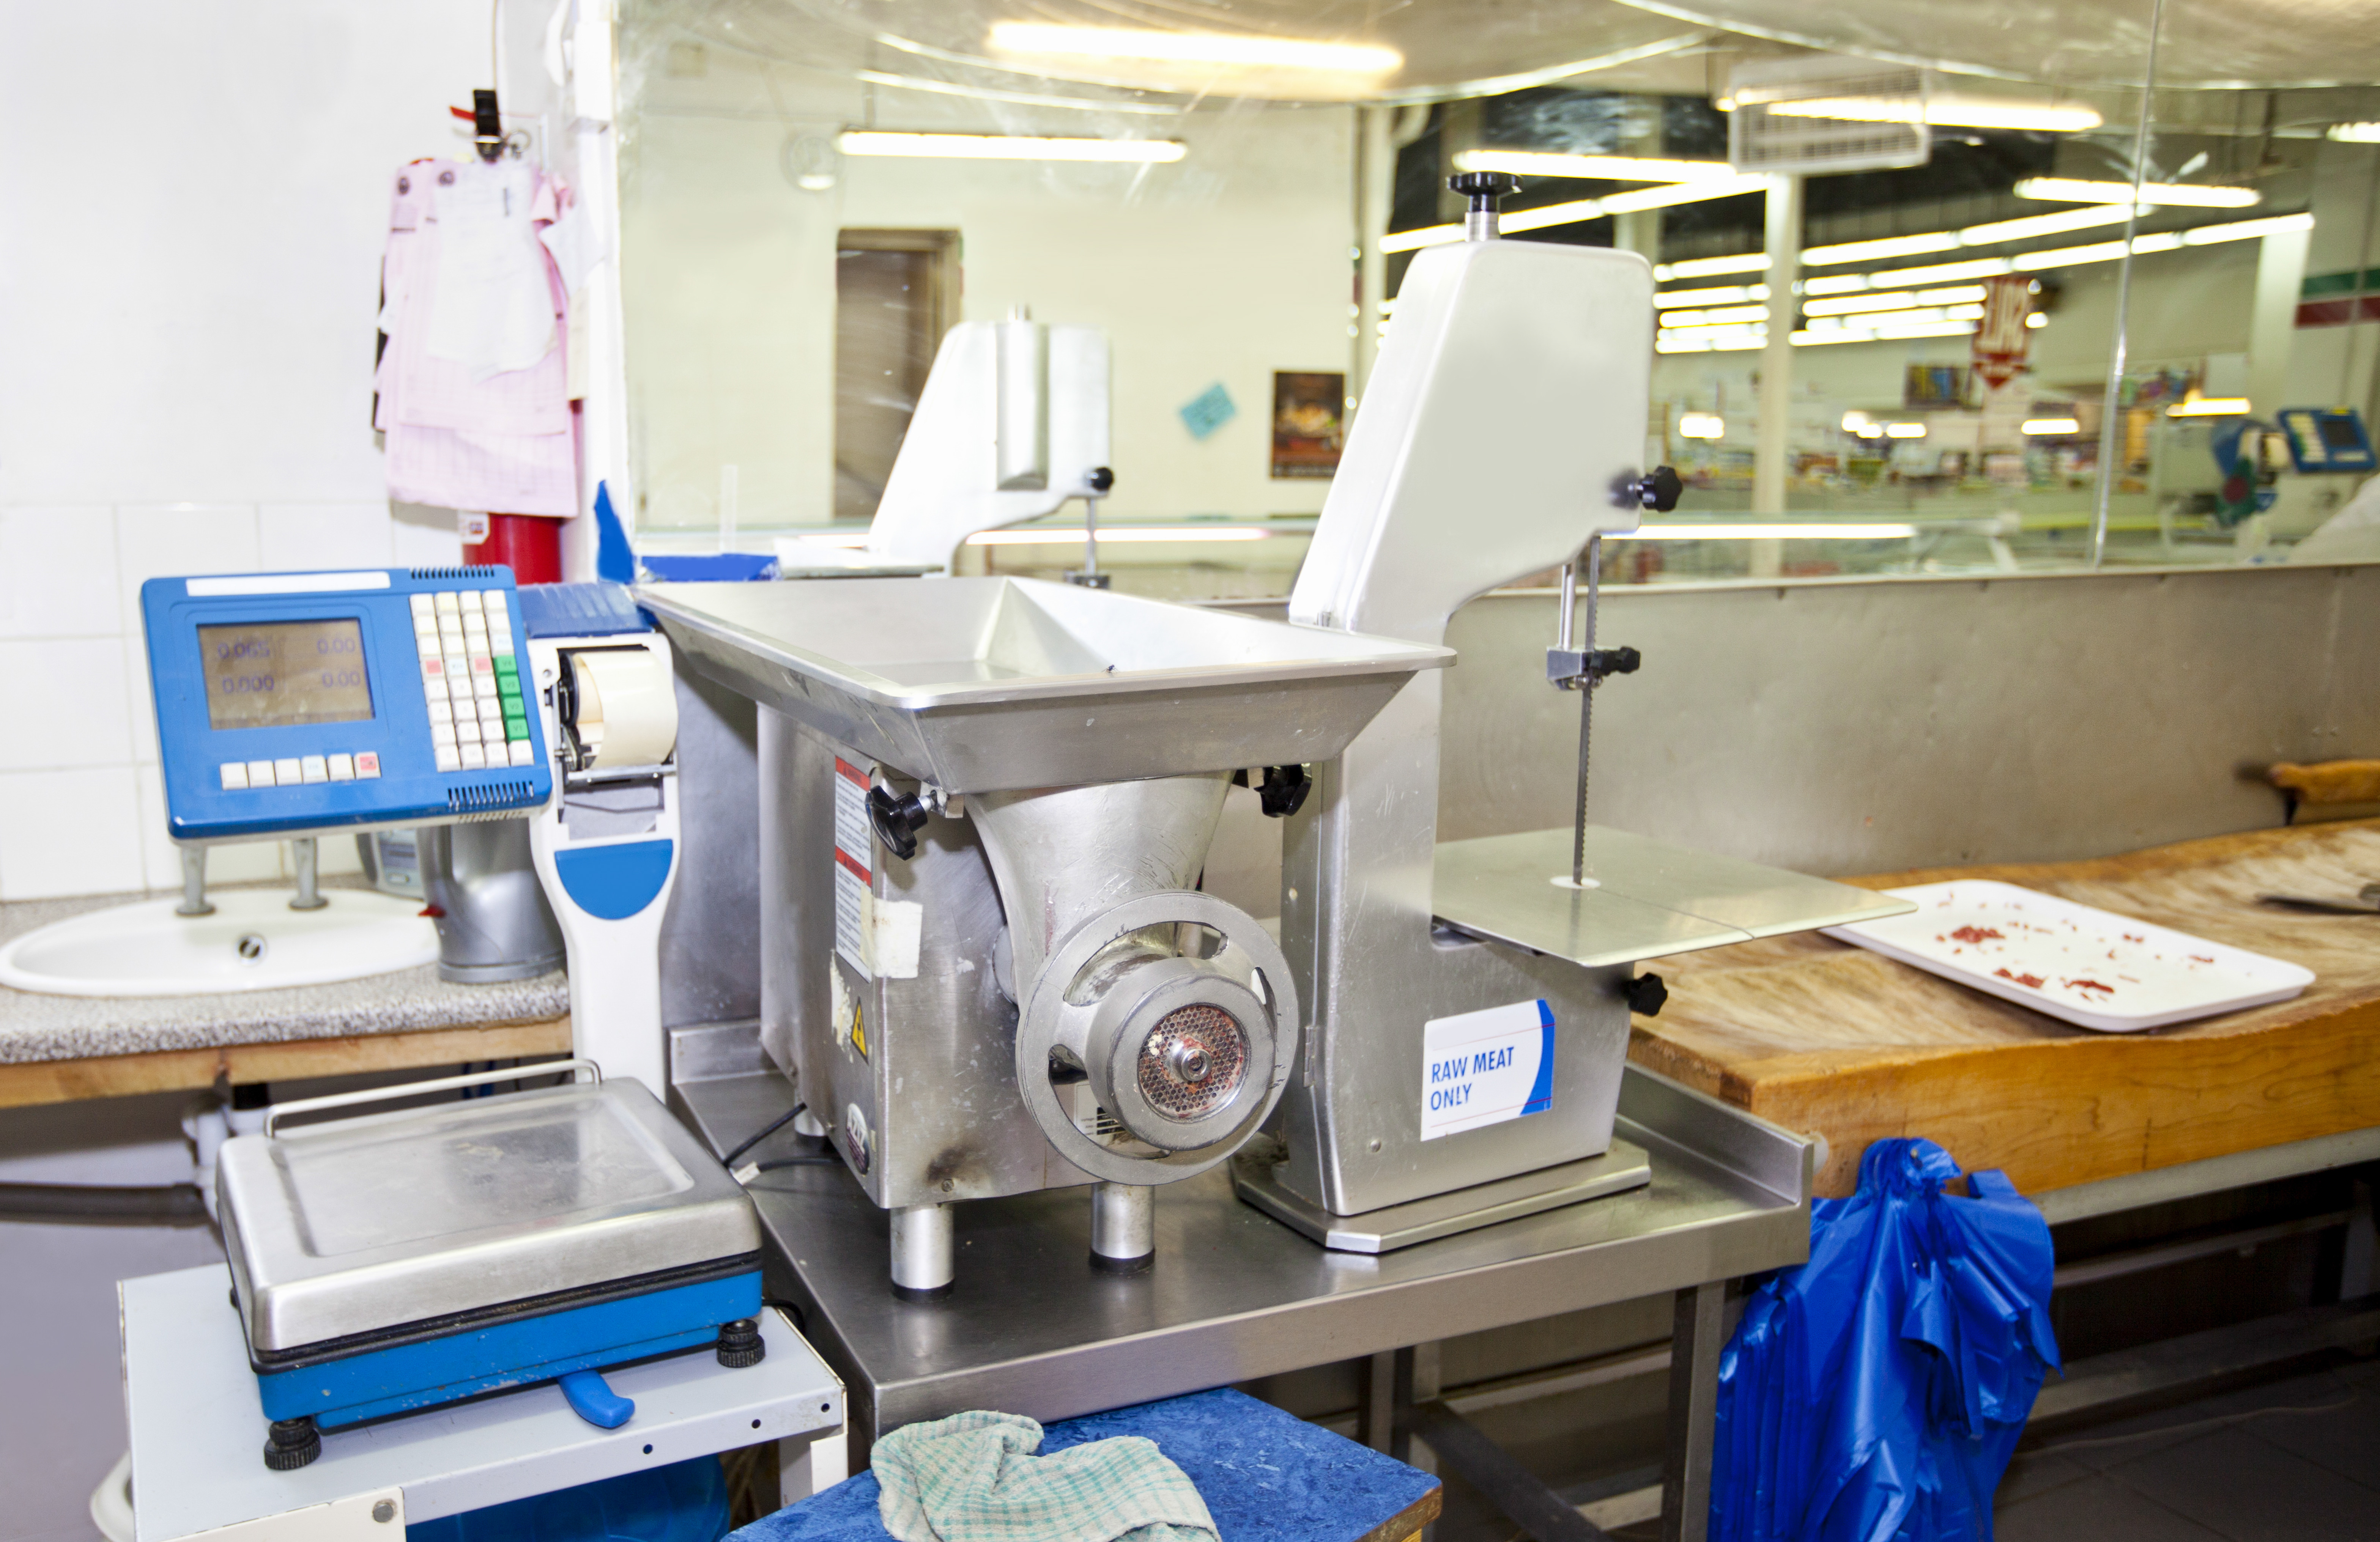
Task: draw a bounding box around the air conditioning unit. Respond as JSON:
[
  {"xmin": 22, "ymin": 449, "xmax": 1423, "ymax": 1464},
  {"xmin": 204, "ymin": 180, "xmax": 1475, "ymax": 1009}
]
[{"xmin": 1724, "ymin": 56, "xmax": 1933, "ymax": 176}]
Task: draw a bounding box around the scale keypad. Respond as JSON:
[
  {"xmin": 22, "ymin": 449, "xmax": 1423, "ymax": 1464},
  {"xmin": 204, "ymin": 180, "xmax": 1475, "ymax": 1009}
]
[{"xmin": 411, "ymin": 589, "xmax": 532, "ymax": 773}]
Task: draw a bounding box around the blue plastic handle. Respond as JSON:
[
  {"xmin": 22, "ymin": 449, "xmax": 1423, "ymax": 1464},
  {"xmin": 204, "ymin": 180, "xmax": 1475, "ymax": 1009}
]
[{"xmin": 558, "ymin": 1369, "xmax": 635, "ymax": 1429}]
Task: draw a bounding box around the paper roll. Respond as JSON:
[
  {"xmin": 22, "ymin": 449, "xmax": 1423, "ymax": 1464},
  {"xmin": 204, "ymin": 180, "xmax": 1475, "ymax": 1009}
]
[{"xmin": 568, "ymin": 647, "xmax": 678, "ymax": 769}]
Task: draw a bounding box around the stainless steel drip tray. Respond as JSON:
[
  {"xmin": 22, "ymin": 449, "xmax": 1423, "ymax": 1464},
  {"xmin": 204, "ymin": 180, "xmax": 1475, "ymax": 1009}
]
[
  {"xmin": 1433, "ymin": 826, "xmax": 1917, "ymax": 969},
  {"xmin": 639, "ymin": 576, "xmax": 1450, "ymax": 792},
  {"xmin": 218, "ymin": 1079, "xmax": 761, "ymax": 1354}
]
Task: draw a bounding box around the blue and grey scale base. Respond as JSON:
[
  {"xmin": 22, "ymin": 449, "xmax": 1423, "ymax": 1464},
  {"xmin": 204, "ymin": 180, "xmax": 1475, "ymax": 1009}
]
[{"xmin": 244, "ymin": 1262, "xmax": 768, "ymax": 1470}]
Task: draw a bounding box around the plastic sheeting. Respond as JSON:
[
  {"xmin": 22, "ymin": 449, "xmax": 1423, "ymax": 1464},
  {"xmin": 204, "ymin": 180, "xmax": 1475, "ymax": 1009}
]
[{"xmin": 1712, "ymin": 1139, "xmax": 2060, "ymax": 1542}]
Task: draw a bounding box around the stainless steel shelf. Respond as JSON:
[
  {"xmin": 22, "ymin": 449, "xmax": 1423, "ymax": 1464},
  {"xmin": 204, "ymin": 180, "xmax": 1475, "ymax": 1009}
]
[{"xmin": 669, "ymin": 1022, "xmax": 1813, "ymax": 1454}]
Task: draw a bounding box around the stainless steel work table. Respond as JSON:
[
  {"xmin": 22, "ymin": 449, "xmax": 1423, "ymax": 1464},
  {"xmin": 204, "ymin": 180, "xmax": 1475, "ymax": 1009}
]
[{"xmin": 670, "ymin": 1021, "xmax": 1815, "ymax": 1542}]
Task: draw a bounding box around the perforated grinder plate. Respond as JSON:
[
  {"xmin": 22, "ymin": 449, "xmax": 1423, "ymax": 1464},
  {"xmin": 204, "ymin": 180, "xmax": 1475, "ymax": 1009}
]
[{"xmin": 1136, "ymin": 1004, "xmax": 1248, "ymax": 1121}]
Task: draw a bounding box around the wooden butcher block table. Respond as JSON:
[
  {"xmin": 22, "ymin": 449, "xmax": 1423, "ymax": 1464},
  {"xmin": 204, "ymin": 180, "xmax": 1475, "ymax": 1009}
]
[{"xmin": 1627, "ymin": 819, "xmax": 2380, "ymax": 1198}]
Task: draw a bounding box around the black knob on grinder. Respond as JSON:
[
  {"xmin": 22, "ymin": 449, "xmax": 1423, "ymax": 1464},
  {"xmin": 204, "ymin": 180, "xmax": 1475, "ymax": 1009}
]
[
  {"xmin": 1636, "ymin": 466, "xmax": 1684, "ymax": 513},
  {"xmin": 1448, "ymin": 170, "xmax": 1520, "ymax": 212}
]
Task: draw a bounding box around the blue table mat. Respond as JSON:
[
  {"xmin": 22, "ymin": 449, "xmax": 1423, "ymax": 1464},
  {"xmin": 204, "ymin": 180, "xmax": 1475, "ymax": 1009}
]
[{"xmin": 733, "ymin": 1388, "xmax": 1438, "ymax": 1542}]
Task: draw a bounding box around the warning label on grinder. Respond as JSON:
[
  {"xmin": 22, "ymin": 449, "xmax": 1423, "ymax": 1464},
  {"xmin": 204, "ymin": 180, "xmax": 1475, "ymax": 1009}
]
[{"xmin": 833, "ymin": 758, "xmax": 871, "ymax": 978}]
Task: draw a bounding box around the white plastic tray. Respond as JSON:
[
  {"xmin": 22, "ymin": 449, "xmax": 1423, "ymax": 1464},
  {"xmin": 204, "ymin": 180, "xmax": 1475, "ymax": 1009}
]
[{"xmin": 1821, "ymin": 880, "xmax": 2315, "ymax": 1032}]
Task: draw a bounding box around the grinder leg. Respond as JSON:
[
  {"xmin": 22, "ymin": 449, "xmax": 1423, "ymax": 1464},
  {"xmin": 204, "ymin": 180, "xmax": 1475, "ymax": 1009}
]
[
  {"xmin": 1089, "ymin": 1182, "xmax": 1154, "ymax": 1274},
  {"xmin": 890, "ymin": 1202, "xmax": 955, "ymax": 1301}
]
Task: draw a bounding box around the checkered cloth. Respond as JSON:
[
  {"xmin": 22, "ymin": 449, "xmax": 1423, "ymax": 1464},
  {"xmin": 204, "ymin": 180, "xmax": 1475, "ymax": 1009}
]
[{"xmin": 873, "ymin": 1410, "xmax": 1219, "ymax": 1542}]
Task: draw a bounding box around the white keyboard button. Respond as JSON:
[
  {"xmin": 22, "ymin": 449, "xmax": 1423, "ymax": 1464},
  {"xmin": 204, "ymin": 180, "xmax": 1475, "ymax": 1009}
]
[
  {"xmin": 474, "ymin": 675, "xmax": 499, "ymax": 700},
  {"xmin": 247, "ymin": 759, "xmax": 277, "ymax": 788},
  {"xmin": 508, "ymin": 740, "xmax": 535, "ymax": 767},
  {"xmin": 354, "ymin": 751, "xmax": 380, "ymax": 779},
  {"xmin": 434, "ymin": 747, "xmax": 461, "ymax": 772},
  {"xmin": 409, "ymin": 593, "xmax": 434, "ymax": 619},
  {"xmin": 219, "ymin": 762, "xmax": 250, "ymax": 790},
  {"xmin": 273, "ymin": 757, "xmax": 302, "ymax": 785},
  {"xmin": 326, "ymin": 753, "xmax": 354, "ymax": 781},
  {"xmin": 430, "ymin": 721, "xmax": 457, "ymax": 747},
  {"xmin": 434, "ymin": 590, "xmax": 461, "ymax": 614},
  {"xmin": 416, "ymin": 630, "xmax": 439, "ymax": 659},
  {"xmin": 299, "ymin": 755, "xmax": 328, "ymax": 784},
  {"xmin": 458, "ymin": 744, "xmax": 487, "ymax": 770},
  {"xmin": 426, "ymin": 697, "xmax": 453, "ymax": 725}
]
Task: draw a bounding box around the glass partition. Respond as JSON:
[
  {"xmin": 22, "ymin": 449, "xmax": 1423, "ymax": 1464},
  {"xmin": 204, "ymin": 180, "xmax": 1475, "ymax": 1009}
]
[{"xmin": 614, "ymin": 1, "xmax": 2380, "ymax": 593}]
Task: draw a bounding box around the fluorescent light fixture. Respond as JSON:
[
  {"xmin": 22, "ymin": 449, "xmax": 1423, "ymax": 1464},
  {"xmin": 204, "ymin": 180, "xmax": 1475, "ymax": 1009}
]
[
  {"xmin": 1656, "ymin": 284, "xmax": 1769, "ymax": 308},
  {"xmin": 2024, "ymin": 417, "xmax": 2082, "ymax": 434},
  {"xmin": 986, "ymin": 22, "xmax": 1400, "ymax": 74},
  {"xmin": 1453, "ymin": 149, "xmax": 1736, "ymax": 183},
  {"xmin": 1621, "ymin": 522, "xmax": 1919, "ymax": 540},
  {"xmin": 2027, "ymin": 312, "xmax": 2048, "ymax": 328},
  {"xmin": 2181, "ymin": 212, "xmax": 2314, "ymax": 244},
  {"xmin": 852, "ymin": 70, "xmax": 1179, "ymax": 115},
  {"xmin": 1804, "ymin": 285, "xmax": 1987, "ymax": 317},
  {"xmin": 1866, "ymin": 258, "xmax": 2019, "ymax": 287},
  {"xmin": 1657, "ymin": 254, "xmax": 1770, "ymax": 280},
  {"xmin": 1804, "ymin": 206, "xmax": 2134, "ymax": 267},
  {"xmin": 839, "ymin": 131, "xmax": 1185, "ymax": 162},
  {"xmin": 966, "ymin": 525, "xmax": 1271, "ymax": 546},
  {"xmin": 1754, "ymin": 94, "xmax": 2101, "ymax": 132},
  {"xmin": 1596, "ymin": 177, "xmax": 1767, "ymax": 215},
  {"xmin": 1842, "ymin": 411, "xmax": 1876, "ymax": 433},
  {"xmin": 1801, "ymin": 233, "xmax": 1960, "ymax": 266},
  {"xmin": 1660, "ymin": 304, "xmax": 1770, "ymax": 328},
  {"xmin": 1384, "ymin": 176, "xmax": 1764, "ymax": 252},
  {"xmin": 1884, "ymin": 422, "xmax": 1928, "ymax": 439},
  {"xmin": 2328, "ymin": 123, "xmax": 2380, "ymax": 143},
  {"xmin": 2167, "ymin": 396, "xmax": 2251, "ymax": 418},
  {"xmin": 1959, "ymin": 204, "xmax": 2141, "ymax": 244},
  {"xmin": 1677, "ymin": 412, "xmax": 1726, "ymax": 439},
  {"xmin": 2016, "ymin": 177, "xmax": 2259, "ymax": 209}
]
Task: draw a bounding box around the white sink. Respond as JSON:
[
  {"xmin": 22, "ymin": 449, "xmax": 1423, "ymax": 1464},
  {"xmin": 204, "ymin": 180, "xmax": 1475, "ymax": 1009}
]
[{"xmin": 0, "ymin": 889, "xmax": 439, "ymax": 998}]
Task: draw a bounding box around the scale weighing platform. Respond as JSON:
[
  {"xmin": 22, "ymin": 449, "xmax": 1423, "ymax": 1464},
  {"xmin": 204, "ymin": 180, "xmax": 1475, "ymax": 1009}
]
[
  {"xmin": 123, "ymin": 1263, "xmax": 842, "ymax": 1542},
  {"xmin": 140, "ymin": 567, "xmax": 553, "ymax": 842}
]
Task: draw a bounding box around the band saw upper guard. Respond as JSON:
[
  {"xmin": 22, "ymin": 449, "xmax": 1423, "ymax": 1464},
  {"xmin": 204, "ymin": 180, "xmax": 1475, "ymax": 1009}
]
[{"xmin": 1255, "ymin": 200, "xmax": 1918, "ymax": 1235}]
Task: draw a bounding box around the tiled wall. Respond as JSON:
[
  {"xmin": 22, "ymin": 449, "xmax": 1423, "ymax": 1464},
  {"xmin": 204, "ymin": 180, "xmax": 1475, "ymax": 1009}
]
[
  {"xmin": 0, "ymin": 0, "xmax": 490, "ymax": 903},
  {"xmin": 0, "ymin": 504, "xmax": 461, "ymax": 900}
]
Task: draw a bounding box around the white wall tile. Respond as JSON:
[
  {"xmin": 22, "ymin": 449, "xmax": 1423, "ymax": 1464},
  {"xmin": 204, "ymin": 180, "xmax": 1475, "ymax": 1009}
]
[
  {"xmin": 132, "ymin": 763, "xmax": 284, "ymax": 890},
  {"xmin": 391, "ymin": 502, "xmax": 465, "ymax": 567},
  {"xmin": 115, "ymin": 504, "xmax": 259, "ymax": 761},
  {"xmin": 257, "ymin": 502, "xmax": 397, "ymax": 572},
  {"xmin": 0, "ymin": 506, "xmax": 118, "ymax": 639},
  {"xmin": 0, "ymin": 639, "xmax": 133, "ymax": 770},
  {"xmin": 0, "ymin": 767, "xmax": 143, "ymax": 899}
]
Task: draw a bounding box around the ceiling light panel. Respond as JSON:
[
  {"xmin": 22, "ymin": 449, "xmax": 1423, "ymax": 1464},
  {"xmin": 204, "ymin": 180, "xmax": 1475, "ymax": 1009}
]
[{"xmin": 2016, "ymin": 177, "xmax": 2259, "ymax": 208}]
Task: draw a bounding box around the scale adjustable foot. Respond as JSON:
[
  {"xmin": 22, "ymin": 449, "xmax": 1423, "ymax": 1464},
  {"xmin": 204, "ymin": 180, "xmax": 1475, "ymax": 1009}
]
[
  {"xmin": 263, "ymin": 1417, "xmax": 321, "ymax": 1471},
  {"xmin": 716, "ymin": 1317, "xmax": 766, "ymax": 1367}
]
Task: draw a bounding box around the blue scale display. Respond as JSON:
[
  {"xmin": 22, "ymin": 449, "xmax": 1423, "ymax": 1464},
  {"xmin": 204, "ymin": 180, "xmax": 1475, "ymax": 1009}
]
[{"xmin": 142, "ymin": 567, "xmax": 551, "ymax": 840}]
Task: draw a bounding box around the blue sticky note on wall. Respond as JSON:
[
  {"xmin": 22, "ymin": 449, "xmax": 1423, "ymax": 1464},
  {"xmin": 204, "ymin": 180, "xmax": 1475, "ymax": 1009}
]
[{"xmin": 1179, "ymin": 383, "xmax": 1236, "ymax": 441}]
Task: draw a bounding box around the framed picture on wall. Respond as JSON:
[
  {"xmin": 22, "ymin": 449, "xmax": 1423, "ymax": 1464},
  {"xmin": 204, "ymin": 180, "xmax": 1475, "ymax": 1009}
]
[{"xmin": 1271, "ymin": 371, "xmax": 1346, "ymax": 478}]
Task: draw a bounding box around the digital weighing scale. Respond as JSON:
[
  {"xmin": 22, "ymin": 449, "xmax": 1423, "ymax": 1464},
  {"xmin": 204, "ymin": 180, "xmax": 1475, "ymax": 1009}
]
[
  {"xmin": 217, "ymin": 1064, "xmax": 767, "ymax": 1470},
  {"xmin": 141, "ymin": 567, "xmax": 553, "ymax": 841},
  {"xmin": 141, "ymin": 566, "xmax": 745, "ymax": 1469}
]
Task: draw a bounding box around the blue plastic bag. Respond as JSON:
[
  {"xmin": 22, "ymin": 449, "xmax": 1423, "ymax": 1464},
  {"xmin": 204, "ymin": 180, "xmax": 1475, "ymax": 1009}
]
[{"xmin": 1711, "ymin": 1139, "xmax": 2060, "ymax": 1542}]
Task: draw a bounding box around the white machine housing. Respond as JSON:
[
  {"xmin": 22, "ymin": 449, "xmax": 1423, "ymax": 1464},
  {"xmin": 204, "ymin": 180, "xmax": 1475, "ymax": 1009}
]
[{"xmin": 864, "ymin": 314, "xmax": 1111, "ymax": 571}]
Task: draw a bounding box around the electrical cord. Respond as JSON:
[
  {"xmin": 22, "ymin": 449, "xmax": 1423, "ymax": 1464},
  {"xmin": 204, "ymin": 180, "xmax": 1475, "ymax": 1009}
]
[
  {"xmin": 748, "ymin": 1154, "xmax": 841, "ymax": 1173},
  {"xmin": 720, "ymin": 1101, "xmax": 808, "ymax": 1168}
]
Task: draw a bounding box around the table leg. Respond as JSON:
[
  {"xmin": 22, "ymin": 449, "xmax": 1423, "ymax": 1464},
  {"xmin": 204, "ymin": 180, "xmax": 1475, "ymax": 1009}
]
[{"xmin": 1661, "ymin": 1282, "xmax": 1725, "ymax": 1542}]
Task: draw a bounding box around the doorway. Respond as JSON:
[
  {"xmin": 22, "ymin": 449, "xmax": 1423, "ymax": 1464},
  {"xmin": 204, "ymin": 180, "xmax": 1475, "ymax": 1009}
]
[{"xmin": 833, "ymin": 229, "xmax": 961, "ymax": 522}]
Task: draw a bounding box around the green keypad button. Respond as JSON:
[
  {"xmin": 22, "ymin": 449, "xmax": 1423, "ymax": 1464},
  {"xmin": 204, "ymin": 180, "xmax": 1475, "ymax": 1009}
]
[{"xmin": 504, "ymin": 714, "xmax": 531, "ymax": 742}]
